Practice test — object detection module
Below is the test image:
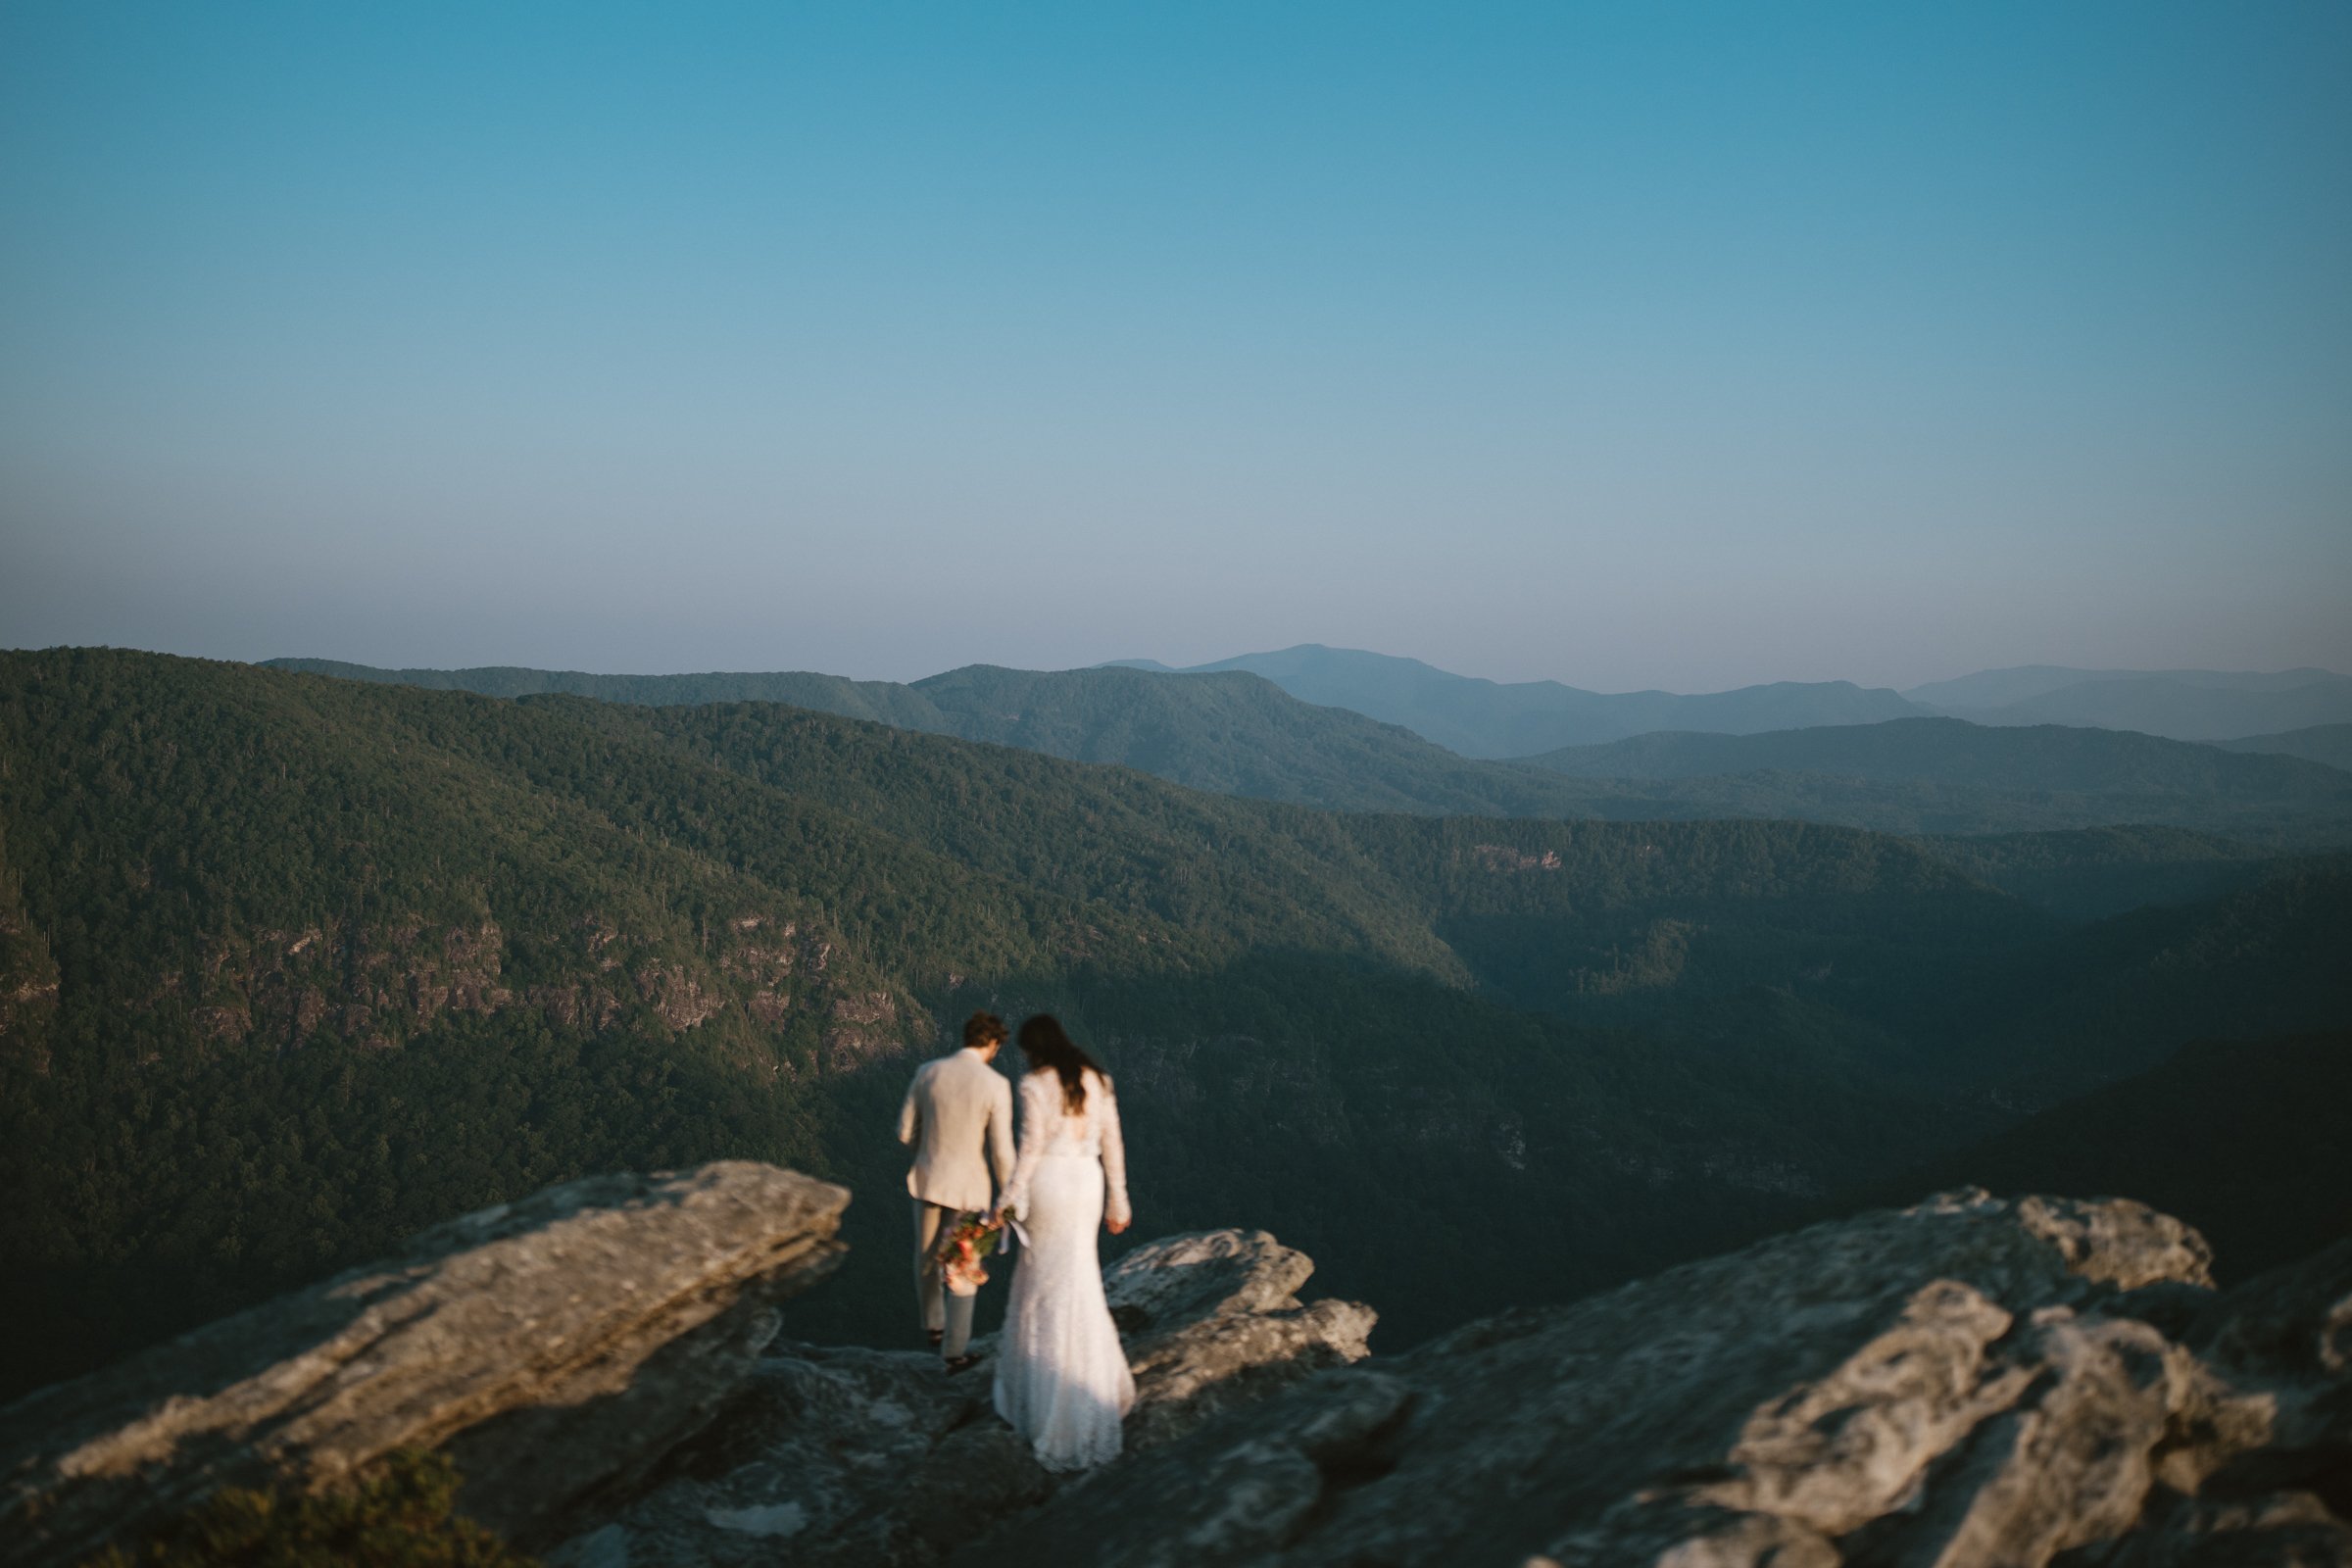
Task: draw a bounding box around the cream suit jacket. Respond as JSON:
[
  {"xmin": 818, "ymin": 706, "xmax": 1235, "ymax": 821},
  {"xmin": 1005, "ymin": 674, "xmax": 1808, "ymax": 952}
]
[{"xmin": 898, "ymin": 1047, "xmax": 1016, "ymax": 1213}]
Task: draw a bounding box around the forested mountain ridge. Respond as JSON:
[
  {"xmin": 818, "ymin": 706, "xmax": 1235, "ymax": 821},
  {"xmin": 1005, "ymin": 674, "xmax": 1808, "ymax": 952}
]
[
  {"xmin": 1513, "ymin": 717, "xmax": 2352, "ymax": 845},
  {"xmin": 1916, "ymin": 825, "xmax": 2274, "ymax": 921},
  {"xmin": 0, "ymin": 831, "xmax": 60, "ymax": 1070},
  {"xmin": 273, "ymin": 655, "xmax": 1624, "ymax": 817},
  {"xmin": 4, "ymin": 649, "xmax": 2345, "ymax": 1407},
  {"xmin": 0, "ymin": 650, "xmax": 1112, "ymax": 1053},
  {"xmin": 2219, "ymin": 721, "xmax": 2352, "ymax": 770},
  {"xmin": 1517, "ymin": 715, "xmax": 2349, "ymax": 789},
  {"xmin": 1936, "ymin": 855, "xmax": 2352, "ymax": 1100},
  {"xmin": 1131, "ymin": 644, "xmax": 1925, "ymax": 755},
  {"xmin": 0, "ymin": 650, "xmax": 2026, "ymax": 1396},
  {"xmin": 10, "ymin": 651, "xmax": 2038, "ymax": 1046},
  {"xmin": 1934, "ymin": 670, "xmax": 2352, "ymax": 740},
  {"xmin": 265, "ymin": 656, "xmax": 956, "ymax": 731},
  {"xmin": 272, "ymin": 657, "xmax": 2352, "ymax": 843},
  {"xmin": 275, "ymin": 649, "xmax": 1931, "ymax": 762},
  {"xmin": 906, "ymin": 663, "xmax": 1610, "ymax": 816},
  {"xmin": 1900, "ymin": 662, "xmax": 2349, "ymax": 710},
  {"xmin": 1143, "ymin": 650, "xmax": 2352, "ymax": 747},
  {"xmin": 0, "ymin": 649, "xmax": 1224, "ymax": 1389},
  {"xmin": 578, "ymin": 696, "xmax": 2062, "ymax": 1051}
]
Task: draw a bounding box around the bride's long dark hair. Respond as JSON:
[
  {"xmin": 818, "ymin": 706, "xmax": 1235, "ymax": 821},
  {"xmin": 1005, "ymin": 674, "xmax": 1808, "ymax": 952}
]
[{"xmin": 1017, "ymin": 1013, "xmax": 1105, "ymax": 1114}]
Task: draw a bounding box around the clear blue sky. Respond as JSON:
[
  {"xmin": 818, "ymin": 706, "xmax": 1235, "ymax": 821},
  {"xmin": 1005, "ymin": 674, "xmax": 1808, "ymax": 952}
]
[{"xmin": 3, "ymin": 2, "xmax": 2347, "ymax": 691}]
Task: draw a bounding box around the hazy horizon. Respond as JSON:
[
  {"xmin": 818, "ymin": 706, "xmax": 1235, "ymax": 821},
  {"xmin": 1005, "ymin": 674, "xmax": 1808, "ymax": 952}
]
[
  {"xmin": 5, "ymin": 3, "xmax": 2348, "ymax": 691},
  {"xmin": 30, "ymin": 639, "xmax": 2341, "ymax": 703}
]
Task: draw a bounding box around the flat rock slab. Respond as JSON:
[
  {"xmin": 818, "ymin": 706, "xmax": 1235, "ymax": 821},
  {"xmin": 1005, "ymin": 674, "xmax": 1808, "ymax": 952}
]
[
  {"xmin": 951, "ymin": 1191, "xmax": 2350, "ymax": 1568},
  {"xmin": 1105, "ymin": 1231, "xmax": 1318, "ymax": 1332},
  {"xmin": 0, "ymin": 1161, "xmax": 848, "ymax": 1566},
  {"xmin": 549, "ymin": 1228, "xmax": 1376, "ymax": 1567},
  {"xmin": 18, "ymin": 1177, "xmax": 2343, "ymax": 1568},
  {"xmin": 549, "ymin": 1344, "xmax": 1047, "ymax": 1568}
]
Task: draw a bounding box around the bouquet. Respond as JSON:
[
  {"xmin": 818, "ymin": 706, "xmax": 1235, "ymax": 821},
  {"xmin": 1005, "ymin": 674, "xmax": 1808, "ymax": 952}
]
[{"xmin": 933, "ymin": 1213, "xmax": 1004, "ymax": 1297}]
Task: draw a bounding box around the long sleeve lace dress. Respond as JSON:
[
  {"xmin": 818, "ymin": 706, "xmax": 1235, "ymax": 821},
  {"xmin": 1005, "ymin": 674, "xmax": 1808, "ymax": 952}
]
[{"xmin": 991, "ymin": 1066, "xmax": 1136, "ymax": 1470}]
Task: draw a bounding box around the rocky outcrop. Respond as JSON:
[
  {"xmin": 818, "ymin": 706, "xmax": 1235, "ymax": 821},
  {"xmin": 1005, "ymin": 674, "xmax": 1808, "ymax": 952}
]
[
  {"xmin": 2149, "ymin": 1235, "xmax": 2352, "ymax": 1566},
  {"xmin": 8, "ymin": 1177, "xmax": 2345, "ymax": 1568},
  {"xmin": 542, "ymin": 1227, "xmax": 1376, "ymax": 1568},
  {"xmin": 0, "ymin": 1162, "xmax": 849, "ymax": 1567},
  {"xmin": 956, "ymin": 1191, "xmax": 2352, "ymax": 1568},
  {"xmin": 544, "ymin": 1343, "xmax": 1048, "ymax": 1568},
  {"xmin": 1106, "ymin": 1230, "xmax": 1377, "ymax": 1449}
]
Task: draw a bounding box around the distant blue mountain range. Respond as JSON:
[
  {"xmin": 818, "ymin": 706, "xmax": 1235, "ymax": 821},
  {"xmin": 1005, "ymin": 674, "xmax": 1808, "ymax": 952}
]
[
  {"xmin": 1107, "ymin": 646, "xmax": 2352, "ymax": 754},
  {"xmin": 1103, "ymin": 647, "xmax": 1916, "ymax": 757}
]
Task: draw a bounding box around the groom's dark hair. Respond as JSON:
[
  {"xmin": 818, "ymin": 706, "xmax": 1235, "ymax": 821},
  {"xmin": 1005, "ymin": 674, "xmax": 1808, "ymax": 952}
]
[{"xmin": 962, "ymin": 1011, "xmax": 1007, "ymax": 1049}]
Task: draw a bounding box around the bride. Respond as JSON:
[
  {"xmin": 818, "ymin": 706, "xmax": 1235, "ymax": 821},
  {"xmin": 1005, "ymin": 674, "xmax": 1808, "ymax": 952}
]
[{"xmin": 991, "ymin": 1013, "xmax": 1136, "ymax": 1470}]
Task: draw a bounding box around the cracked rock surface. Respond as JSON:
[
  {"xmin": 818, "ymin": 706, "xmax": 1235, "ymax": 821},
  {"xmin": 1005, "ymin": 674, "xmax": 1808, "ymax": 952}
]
[
  {"xmin": 9, "ymin": 1174, "xmax": 2346, "ymax": 1568},
  {"xmin": 951, "ymin": 1192, "xmax": 2349, "ymax": 1568},
  {"xmin": 0, "ymin": 1162, "xmax": 849, "ymax": 1567},
  {"xmin": 546, "ymin": 1226, "xmax": 1375, "ymax": 1568}
]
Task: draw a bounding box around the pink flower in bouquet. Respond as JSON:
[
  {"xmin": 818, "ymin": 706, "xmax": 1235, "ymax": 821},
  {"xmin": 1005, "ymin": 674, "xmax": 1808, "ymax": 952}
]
[{"xmin": 935, "ymin": 1213, "xmax": 1004, "ymax": 1297}]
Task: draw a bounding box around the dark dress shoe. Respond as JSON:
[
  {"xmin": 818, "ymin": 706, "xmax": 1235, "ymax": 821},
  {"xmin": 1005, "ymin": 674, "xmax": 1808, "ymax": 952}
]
[{"xmin": 944, "ymin": 1353, "xmax": 982, "ymax": 1375}]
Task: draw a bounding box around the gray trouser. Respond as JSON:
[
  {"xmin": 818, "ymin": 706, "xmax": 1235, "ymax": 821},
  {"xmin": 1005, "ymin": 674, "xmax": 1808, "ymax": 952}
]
[{"xmin": 913, "ymin": 1200, "xmax": 975, "ymax": 1358}]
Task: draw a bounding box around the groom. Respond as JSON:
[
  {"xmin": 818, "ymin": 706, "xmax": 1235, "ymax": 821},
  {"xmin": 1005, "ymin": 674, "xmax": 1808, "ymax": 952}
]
[{"xmin": 897, "ymin": 1010, "xmax": 1016, "ymax": 1369}]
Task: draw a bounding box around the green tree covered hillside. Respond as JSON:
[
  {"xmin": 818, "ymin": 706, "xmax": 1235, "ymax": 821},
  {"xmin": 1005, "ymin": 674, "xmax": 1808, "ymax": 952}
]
[
  {"xmin": 4, "ymin": 650, "xmax": 2345, "ymax": 1400},
  {"xmin": 269, "ymin": 659, "xmax": 2352, "ymax": 843},
  {"xmin": 1516, "ymin": 718, "xmax": 2352, "ymax": 843},
  {"xmin": 2219, "ymin": 722, "xmax": 2352, "ymax": 771},
  {"xmin": 276, "ymin": 657, "xmax": 1617, "ymax": 818}
]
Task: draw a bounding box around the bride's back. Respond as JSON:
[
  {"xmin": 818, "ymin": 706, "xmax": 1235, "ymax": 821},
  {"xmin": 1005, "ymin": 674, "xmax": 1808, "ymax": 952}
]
[
  {"xmin": 1023, "ymin": 1064, "xmax": 1112, "ymax": 1154},
  {"xmin": 998, "ymin": 1021, "xmax": 1137, "ymax": 1471}
]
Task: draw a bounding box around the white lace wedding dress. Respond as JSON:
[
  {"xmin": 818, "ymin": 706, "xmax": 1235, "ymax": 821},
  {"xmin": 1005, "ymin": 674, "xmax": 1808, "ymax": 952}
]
[{"xmin": 992, "ymin": 1065, "xmax": 1136, "ymax": 1471}]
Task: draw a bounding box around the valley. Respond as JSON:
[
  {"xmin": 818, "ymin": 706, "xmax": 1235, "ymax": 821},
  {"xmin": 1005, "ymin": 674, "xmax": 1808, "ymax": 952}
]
[{"xmin": 4, "ymin": 647, "xmax": 2345, "ymax": 1403}]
